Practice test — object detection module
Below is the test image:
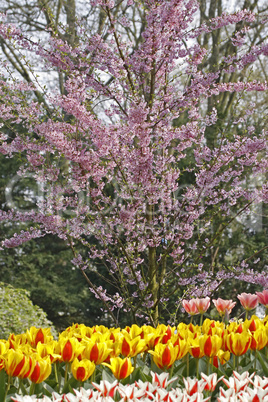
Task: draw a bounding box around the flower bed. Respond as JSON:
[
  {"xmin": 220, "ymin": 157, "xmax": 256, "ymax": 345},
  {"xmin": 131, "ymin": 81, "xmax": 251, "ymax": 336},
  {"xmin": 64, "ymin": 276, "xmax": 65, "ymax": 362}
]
[
  {"xmin": 11, "ymin": 371, "xmax": 268, "ymax": 402},
  {"xmin": 0, "ymin": 294, "xmax": 267, "ymax": 401}
]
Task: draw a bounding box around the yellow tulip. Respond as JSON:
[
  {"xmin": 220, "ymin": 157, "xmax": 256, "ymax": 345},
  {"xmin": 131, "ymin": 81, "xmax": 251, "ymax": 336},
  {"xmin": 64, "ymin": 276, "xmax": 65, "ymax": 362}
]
[
  {"xmin": 26, "ymin": 327, "xmax": 53, "ymax": 347},
  {"xmin": 4, "ymin": 349, "xmax": 34, "ymax": 378},
  {"xmin": 141, "ymin": 326, "xmax": 157, "ymax": 350},
  {"xmin": 0, "ymin": 340, "xmax": 8, "ymax": 356},
  {"xmin": 156, "ymin": 324, "xmax": 173, "ymax": 343},
  {"xmin": 82, "ymin": 340, "xmax": 113, "ymax": 365},
  {"xmin": 225, "ymin": 321, "xmax": 243, "ymax": 334},
  {"xmin": 186, "ymin": 323, "xmax": 201, "ymax": 336},
  {"xmin": 71, "ymin": 358, "xmax": 95, "ymax": 381},
  {"xmin": 171, "ymin": 336, "xmax": 189, "ymax": 360},
  {"xmin": 29, "ymin": 355, "xmax": 52, "ymax": 383},
  {"xmin": 189, "ymin": 337, "xmax": 205, "ymax": 359},
  {"xmin": 36, "ymin": 341, "xmax": 61, "ymax": 363},
  {"xmin": 93, "ymin": 325, "xmax": 111, "ymax": 335},
  {"xmin": 177, "ymin": 322, "xmax": 189, "ymax": 333},
  {"xmin": 199, "ymin": 334, "xmax": 222, "ymax": 358},
  {"xmin": 176, "ymin": 325, "xmax": 196, "ymax": 341},
  {"xmin": 149, "ymin": 341, "xmax": 178, "ymax": 369},
  {"xmin": 250, "ymin": 327, "xmax": 268, "ymax": 351},
  {"xmin": 8, "ymin": 333, "xmax": 27, "ymax": 348},
  {"xmin": 120, "ymin": 334, "xmax": 147, "ymax": 358},
  {"xmin": 202, "ymin": 319, "xmax": 224, "ymax": 336},
  {"xmin": 243, "ymin": 316, "xmax": 263, "ymax": 334},
  {"xmin": 226, "ymin": 331, "xmax": 251, "ymax": 356},
  {"xmin": 109, "ymin": 328, "xmax": 122, "ymax": 343},
  {"xmin": 0, "ymin": 340, "xmax": 8, "ymax": 370},
  {"xmin": 103, "ymin": 357, "xmax": 133, "ymax": 380},
  {"xmin": 142, "ymin": 325, "xmax": 164, "ymax": 349},
  {"xmin": 122, "ymin": 324, "xmax": 143, "ymax": 339},
  {"xmin": 216, "ymin": 350, "xmax": 230, "ymax": 365},
  {"xmin": 56, "ymin": 337, "xmax": 85, "ymax": 362}
]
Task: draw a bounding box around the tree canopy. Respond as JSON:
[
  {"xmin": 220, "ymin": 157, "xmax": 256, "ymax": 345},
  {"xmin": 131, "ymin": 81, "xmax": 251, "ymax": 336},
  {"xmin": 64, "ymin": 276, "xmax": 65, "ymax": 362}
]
[{"xmin": 0, "ymin": 0, "xmax": 267, "ymax": 327}]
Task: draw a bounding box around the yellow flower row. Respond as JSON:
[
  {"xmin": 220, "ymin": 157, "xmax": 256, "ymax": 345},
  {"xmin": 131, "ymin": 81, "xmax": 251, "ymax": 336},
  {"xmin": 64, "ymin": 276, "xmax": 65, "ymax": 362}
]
[{"xmin": 0, "ymin": 316, "xmax": 267, "ymax": 382}]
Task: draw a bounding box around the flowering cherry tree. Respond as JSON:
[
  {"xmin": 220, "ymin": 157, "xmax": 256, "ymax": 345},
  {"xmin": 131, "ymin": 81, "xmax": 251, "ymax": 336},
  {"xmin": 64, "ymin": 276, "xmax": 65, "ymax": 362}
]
[{"xmin": 0, "ymin": 0, "xmax": 267, "ymax": 326}]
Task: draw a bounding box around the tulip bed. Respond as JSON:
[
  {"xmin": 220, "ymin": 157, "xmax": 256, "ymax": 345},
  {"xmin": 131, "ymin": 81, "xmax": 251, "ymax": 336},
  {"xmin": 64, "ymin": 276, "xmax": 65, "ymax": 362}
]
[
  {"xmin": 0, "ymin": 313, "xmax": 268, "ymax": 402},
  {"xmin": 10, "ymin": 371, "xmax": 268, "ymax": 402}
]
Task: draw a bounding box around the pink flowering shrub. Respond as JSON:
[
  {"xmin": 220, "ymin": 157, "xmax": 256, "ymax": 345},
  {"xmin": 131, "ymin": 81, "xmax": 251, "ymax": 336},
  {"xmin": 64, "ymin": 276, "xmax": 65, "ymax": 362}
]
[{"xmin": 0, "ymin": 0, "xmax": 267, "ymax": 326}]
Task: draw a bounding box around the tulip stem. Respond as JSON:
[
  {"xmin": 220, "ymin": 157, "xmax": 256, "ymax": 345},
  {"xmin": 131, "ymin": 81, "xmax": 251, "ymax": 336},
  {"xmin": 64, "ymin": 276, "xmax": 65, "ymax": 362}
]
[
  {"xmin": 134, "ymin": 355, "xmax": 137, "ymax": 370},
  {"xmin": 142, "ymin": 352, "xmax": 147, "ymax": 363},
  {"xmin": 236, "ymin": 355, "xmax": 239, "ymax": 372},
  {"xmin": 199, "ymin": 314, "xmax": 204, "ymax": 328},
  {"xmin": 18, "ymin": 379, "xmax": 22, "ymax": 395},
  {"xmin": 233, "ymin": 355, "xmax": 236, "ymax": 371},
  {"xmin": 29, "ymin": 382, "xmax": 36, "ymax": 396},
  {"xmin": 91, "ymin": 369, "xmax": 96, "ymax": 383},
  {"xmin": 170, "ymin": 363, "xmax": 174, "ymax": 378},
  {"xmin": 186, "ymin": 354, "xmax": 189, "ymax": 377},
  {"xmin": 196, "ymin": 358, "xmax": 199, "ymax": 379},
  {"xmin": 19, "ymin": 379, "xmax": 28, "ymax": 396},
  {"xmin": 4, "ymin": 375, "xmax": 11, "ymax": 402},
  {"xmin": 54, "ymin": 362, "xmax": 59, "ymax": 392},
  {"xmin": 64, "ymin": 362, "xmax": 70, "ymax": 387},
  {"xmin": 206, "ymin": 357, "xmax": 210, "ymax": 376}
]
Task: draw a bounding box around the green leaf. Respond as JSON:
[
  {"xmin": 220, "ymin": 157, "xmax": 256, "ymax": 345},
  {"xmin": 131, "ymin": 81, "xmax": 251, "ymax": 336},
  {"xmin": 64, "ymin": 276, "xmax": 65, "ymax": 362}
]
[
  {"xmin": 121, "ymin": 367, "xmax": 148, "ymax": 385},
  {"xmin": 42, "ymin": 380, "xmax": 58, "ymax": 396},
  {"xmin": 172, "ymin": 360, "xmax": 186, "ymax": 377},
  {"xmin": 0, "ymin": 371, "xmax": 6, "ymax": 402},
  {"xmin": 61, "ymin": 376, "xmax": 77, "ymax": 394},
  {"xmin": 256, "ymin": 351, "xmax": 268, "ymax": 376},
  {"xmin": 19, "ymin": 380, "xmax": 29, "ymax": 396},
  {"xmin": 101, "ymin": 369, "xmax": 115, "ymax": 383}
]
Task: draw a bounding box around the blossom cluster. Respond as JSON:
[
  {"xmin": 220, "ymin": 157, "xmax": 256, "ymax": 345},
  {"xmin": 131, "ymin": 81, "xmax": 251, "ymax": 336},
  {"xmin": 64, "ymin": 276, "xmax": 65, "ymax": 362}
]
[
  {"xmin": 0, "ymin": 0, "xmax": 268, "ymax": 322},
  {"xmin": 182, "ymin": 291, "xmax": 268, "ymax": 318},
  {"xmin": 11, "ymin": 371, "xmax": 268, "ymax": 402}
]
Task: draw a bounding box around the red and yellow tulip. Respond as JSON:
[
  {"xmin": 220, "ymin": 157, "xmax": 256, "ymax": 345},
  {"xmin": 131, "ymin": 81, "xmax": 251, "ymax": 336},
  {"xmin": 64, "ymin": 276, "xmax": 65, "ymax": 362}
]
[
  {"xmin": 120, "ymin": 334, "xmax": 147, "ymax": 358},
  {"xmin": 226, "ymin": 332, "xmax": 251, "ymax": 356},
  {"xmin": 82, "ymin": 340, "xmax": 113, "ymax": 365},
  {"xmin": 199, "ymin": 334, "xmax": 222, "ymax": 358},
  {"xmin": 4, "ymin": 349, "xmax": 34, "ymax": 379},
  {"xmin": 56, "ymin": 337, "xmax": 85, "ymax": 362},
  {"xmin": 26, "ymin": 327, "xmax": 53, "ymax": 348},
  {"xmin": 149, "ymin": 341, "xmax": 179, "ymax": 369},
  {"xmin": 71, "ymin": 358, "xmax": 95, "ymax": 382},
  {"xmin": 102, "ymin": 357, "xmax": 133, "ymax": 380},
  {"xmin": 189, "ymin": 338, "xmax": 205, "ymax": 359},
  {"xmin": 29, "ymin": 355, "xmax": 52, "ymax": 384}
]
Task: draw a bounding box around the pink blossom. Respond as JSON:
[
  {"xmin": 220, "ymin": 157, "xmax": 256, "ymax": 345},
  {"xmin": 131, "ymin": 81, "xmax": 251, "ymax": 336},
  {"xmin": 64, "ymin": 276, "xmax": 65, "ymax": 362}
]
[
  {"xmin": 256, "ymin": 290, "xmax": 268, "ymax": 308},
  {"xmin": 182, "ymin": 299, "xmax": 199, "ymax": 316},
  {"xmin": 0, "ymin": 0, "xmax": 268, "ymax": 324},
  {"xmin": 212, "ymin": 298, "xmax": 236, "ymax": 316},
  {"xmin": 237, "ymin": 293, "xmax": 258, "ymax": 311},
  {"xmin": 193, "ymin": 297, "xmax": 211, "ymax": 314}
]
